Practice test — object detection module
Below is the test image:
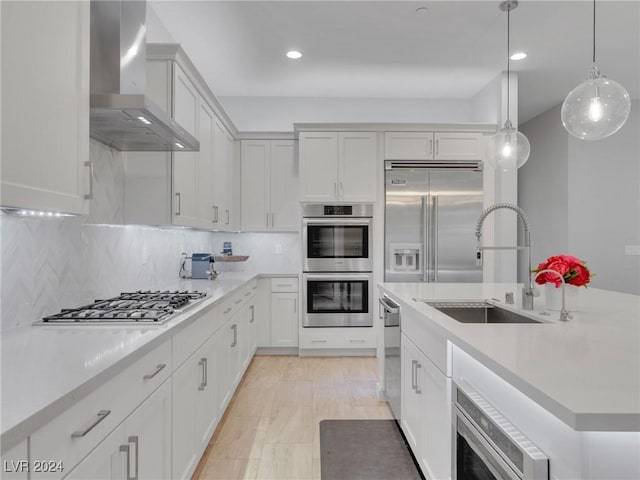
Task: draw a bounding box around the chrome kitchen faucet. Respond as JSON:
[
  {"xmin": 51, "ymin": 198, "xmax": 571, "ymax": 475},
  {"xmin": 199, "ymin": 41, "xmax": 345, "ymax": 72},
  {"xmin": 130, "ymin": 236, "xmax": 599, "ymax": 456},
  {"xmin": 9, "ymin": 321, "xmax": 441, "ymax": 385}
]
[{"xmin": 475, "ymin": 203, "xmax": 534, "ymax": 310}]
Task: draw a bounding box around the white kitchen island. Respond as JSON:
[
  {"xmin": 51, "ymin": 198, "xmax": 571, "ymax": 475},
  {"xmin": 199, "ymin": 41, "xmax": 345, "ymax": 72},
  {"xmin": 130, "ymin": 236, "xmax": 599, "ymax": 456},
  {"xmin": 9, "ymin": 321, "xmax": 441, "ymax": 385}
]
[{"xmin": 379, "ymin": 282, "xmax": 640, "ymax": 480}]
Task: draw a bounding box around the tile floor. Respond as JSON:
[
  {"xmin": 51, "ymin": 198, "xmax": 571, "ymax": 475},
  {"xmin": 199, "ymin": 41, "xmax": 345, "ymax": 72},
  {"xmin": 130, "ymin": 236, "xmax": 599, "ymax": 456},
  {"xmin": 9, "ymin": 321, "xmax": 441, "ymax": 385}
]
[{"xmin": 193, "ymin": 355, "xmax": 393, "ymax": 480}]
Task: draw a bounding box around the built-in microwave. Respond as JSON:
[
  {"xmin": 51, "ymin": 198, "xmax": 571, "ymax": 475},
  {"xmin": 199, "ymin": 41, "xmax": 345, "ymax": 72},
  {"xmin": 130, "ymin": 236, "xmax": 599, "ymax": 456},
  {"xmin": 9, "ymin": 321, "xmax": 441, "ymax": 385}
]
[
  {"xmin": 453, "ymin": 382, "xmax": 549, "ymax": 480},
  {"xmin": 302, "ymin": 204, "xmax": 373, "ymax": 273}
]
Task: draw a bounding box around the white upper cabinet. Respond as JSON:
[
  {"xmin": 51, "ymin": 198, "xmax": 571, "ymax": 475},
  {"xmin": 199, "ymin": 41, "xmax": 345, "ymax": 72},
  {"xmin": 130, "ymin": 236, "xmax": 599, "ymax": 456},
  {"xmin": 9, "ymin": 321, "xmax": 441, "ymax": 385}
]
[
  {"xmin": 125, "ymin": 47, "xmax": 236, "ymax": 230},
  {"xmin": 338, "ymin": 132, "xmax": 378, "ymax": 202},
  {"xmin": 241, "ymin": 140, "xmax": 299, "ymax": 232},
  {"xmin": 172, "ymin": 65, "xmax": 201, "ymax": 228},
  {"xmin": 213, "ymin": 118, "xmax": 234, "ymax": 230},
  {"xmin": 1, "ymin": 1, "xmax": 90, "ymax": 215},
  {"xmin": 299, "ymin": 132, "xmax": 377, "ymax": 203},
  {"xmin": 384, "ymin": 131, "xmax": 485, "ymax": 161}
]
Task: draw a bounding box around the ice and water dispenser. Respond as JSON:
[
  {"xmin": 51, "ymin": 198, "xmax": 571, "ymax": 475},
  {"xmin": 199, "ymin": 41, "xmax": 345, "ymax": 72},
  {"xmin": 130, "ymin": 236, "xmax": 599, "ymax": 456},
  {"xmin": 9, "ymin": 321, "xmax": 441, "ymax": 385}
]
[{"xmin": 389, "ymin": 243, "xmax": 422, "ymax": 274}]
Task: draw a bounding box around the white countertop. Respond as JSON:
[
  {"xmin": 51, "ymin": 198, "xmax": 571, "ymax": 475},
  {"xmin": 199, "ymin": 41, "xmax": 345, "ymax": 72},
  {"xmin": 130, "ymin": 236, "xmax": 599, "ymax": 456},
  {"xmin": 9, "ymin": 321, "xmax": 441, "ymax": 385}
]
[
  {"xmin": 379, "ymin": 282, "xmax": 640, "ymax": 432},
  {"xmin": 0, "ymin": 272, "xmax": 283, "ymax": 450}
]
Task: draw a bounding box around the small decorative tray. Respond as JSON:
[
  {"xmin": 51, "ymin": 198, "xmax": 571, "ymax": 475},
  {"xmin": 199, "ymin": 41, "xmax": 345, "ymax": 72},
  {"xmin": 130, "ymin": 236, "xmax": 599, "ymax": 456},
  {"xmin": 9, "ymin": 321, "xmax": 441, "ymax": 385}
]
[{"xmin": 213, "ymin": 255, "xmax": 250, "ymax": 262}]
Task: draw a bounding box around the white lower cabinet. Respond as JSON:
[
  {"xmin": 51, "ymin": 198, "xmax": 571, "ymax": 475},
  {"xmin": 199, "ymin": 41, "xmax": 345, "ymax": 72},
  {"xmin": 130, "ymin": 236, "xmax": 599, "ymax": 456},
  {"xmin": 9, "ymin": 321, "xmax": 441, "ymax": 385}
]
[
  {"xmin": 269, "ymin": 278, "xmax": 299, "ymax": 348},
  {"xmin": 400, "ymin": 333, "xmax": 451, "ymax": 480},
  {"xmin": 66, "ymin": 380, "xmax": 172, "ymax": 480},
  {"xmin": 270, "ymin": 292, "xmax": 299, "ymax": 348},
  {"xmin": 172, "ymin": 332, "xmax": 220, "ymax": 480}
]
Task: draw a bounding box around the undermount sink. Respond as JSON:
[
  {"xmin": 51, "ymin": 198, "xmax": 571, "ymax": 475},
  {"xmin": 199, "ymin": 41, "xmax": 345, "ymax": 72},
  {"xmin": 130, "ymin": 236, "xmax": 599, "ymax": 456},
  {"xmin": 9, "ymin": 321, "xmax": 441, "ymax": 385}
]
[{"xmin": 417, "ymin": 301, "xmax": 542, "ymax": 324}]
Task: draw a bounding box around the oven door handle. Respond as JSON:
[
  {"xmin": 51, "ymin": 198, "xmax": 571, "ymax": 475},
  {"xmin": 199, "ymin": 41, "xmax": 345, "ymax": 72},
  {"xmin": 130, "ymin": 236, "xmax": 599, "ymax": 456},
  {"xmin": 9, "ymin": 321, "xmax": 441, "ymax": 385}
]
[
  {"xmin": 302, "ymin": 218, "xmax": 372, "ymax": 226},
  {"xmin": 304, "ymin": 273, "xmax": 372, "ymax": 281}
]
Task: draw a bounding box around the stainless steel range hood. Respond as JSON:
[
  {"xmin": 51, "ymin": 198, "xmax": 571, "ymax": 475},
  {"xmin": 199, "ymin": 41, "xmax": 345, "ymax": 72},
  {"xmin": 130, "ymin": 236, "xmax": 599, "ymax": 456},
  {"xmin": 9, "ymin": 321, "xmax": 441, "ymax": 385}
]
[{"xmin": 90, "ymin": 0, "xmax": 199, "ymax": 152}]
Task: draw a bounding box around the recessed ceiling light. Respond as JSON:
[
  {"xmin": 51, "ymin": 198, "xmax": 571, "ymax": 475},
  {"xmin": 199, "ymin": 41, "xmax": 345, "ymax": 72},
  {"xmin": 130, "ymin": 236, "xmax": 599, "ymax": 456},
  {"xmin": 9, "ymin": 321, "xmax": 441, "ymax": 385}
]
[
  {"xmin": 510, "ymin": 52, "xmax": 527, "ymax": 61},
  {"xmin": 286, "ymin": 50, "xmax": 302, "ymax": 59}
]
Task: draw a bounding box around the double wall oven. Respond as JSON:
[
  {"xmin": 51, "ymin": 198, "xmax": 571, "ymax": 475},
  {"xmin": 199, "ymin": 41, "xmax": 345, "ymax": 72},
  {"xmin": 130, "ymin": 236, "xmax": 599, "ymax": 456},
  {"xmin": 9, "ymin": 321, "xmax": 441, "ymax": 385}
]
[{"xmin": 302, "ymin": 204, "xmax": 373, "ymax": 328}]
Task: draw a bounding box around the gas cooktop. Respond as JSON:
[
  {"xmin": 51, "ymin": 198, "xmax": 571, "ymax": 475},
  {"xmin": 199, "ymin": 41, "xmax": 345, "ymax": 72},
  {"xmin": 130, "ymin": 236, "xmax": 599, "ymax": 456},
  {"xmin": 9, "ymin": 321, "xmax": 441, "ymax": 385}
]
[{"xmin": 35, "ymin": 290, "xmax": 207, "ymax": 325}]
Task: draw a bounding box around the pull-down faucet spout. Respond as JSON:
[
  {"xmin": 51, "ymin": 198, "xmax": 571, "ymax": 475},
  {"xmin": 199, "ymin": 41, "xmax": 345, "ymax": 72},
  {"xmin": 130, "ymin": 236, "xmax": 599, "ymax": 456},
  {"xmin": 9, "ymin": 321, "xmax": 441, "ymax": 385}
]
[{"xmin": 475, "ymin": 203, "xmax": 534, "ymax": 310}]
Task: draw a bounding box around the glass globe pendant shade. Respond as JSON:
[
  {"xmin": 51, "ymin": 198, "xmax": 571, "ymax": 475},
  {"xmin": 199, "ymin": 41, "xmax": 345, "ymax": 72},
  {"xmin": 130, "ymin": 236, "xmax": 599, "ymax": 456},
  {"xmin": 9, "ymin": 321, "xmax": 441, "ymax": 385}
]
[
  {"xmin": 561, "ymin": 65, "xmax": 631, "ymax": 141},
  {"xmin": 486, "ymin": 120, "xmax": 531, "ymax": 171}
]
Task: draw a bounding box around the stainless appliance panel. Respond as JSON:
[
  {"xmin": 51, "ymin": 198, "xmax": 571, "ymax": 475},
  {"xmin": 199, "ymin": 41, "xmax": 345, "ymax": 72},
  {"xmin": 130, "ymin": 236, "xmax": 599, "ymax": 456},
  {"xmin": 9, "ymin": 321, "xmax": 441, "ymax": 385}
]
[
  {"xmin": 303, "ymin": 217, "xmax": 373, "ymax": 272},
  {"xmin": 384, "ymin": 162, "xmax": 482, "ymax": 283},
  {"xmin": 302, "ymin": 273, "xmax": 373, "ymax": 327},
  {"xmin": 430, "ymin": 170, "xmax": 483, "ymax": 283},
  {"xmin": 380, "ymin": 295, "xmax": 401, "ymax": 419}
]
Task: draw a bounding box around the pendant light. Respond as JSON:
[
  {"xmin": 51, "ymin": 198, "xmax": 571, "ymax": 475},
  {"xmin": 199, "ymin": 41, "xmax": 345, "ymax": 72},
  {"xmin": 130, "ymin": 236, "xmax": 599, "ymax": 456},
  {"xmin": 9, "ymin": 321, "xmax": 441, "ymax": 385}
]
[
  {"xmin": 487, "ymin": 0, "xmax": 530, "ymax": 170},
  {"xmin": 561, "ymin": 0, "xmax": 630, "ymax": 140}
]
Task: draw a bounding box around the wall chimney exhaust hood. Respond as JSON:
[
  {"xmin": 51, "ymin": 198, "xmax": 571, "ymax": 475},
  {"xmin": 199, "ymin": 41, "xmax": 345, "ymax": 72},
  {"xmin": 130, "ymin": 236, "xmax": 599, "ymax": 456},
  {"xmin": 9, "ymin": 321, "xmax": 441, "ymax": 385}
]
[{"xmin": 90, "ymin": 0, "xmax": 199, "ymax": 152}]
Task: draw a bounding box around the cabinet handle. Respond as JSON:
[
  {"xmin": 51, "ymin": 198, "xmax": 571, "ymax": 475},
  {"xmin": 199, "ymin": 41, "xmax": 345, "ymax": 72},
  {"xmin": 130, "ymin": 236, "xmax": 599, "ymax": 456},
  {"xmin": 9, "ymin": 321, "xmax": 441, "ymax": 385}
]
[
  {"xmin": 250, "ymin": 305, "xmax": 255, "ymax": 323},
  {"xmin": 198, "ymin": 357, "xmax": 208, "ymax": 390},
  {"xmin": 175, "ymin": 192, "xmax": 181, "ymax": 216},
  {"xmin": 311, "ymin": 340, "xmax": 327, "ymax": 344},
  {"xmin": 128, "ymin": 436, "xmax": 139, "ymax": 480},
  {"xmin": 333, "ymin": 182, "xmax": 337, "ymax": 197},
  {"xmin": 339, "ymin": 182, "xmax": 344, "ymax": 199},
  {"xmin": 266, "ymin": 212, "xmax": 269, "ymax": 227},
  {"xmin": 119, "ymin": 444, "xmax": 131, "ymax": 479},
  {"xmin": 349, "ymin": 339, "xmax": 365, "ymax": 344},
  {"xmin": 142, "ymin": 363, "xmax": 166, "ymax": 380},
  {"xmin": 226, "ymin": 209, "xmax": 230, "ymax": 225},
  {"xmin": 224, "ymin": 307, "xmax": 232, "ymax": 314},
  {"xmin": 428, "ymin": 139, "xmax": 433, "ymax": 156},
  {"xmin": 213, "ymin": 205, "xmax": 219, "ymax": 223},
  {"xmin": 411, "ymin": 360, "xmax": 417, "ymax": 391},
  {"xmin": 271, "ymin": 213, "xmax": 275, "ymax": 227},
  {"xmin": 294, "ymin": 298, "xmax": 297, "ymax": 313},
  {"xmin": 415, "ymin": 362, "xmax": 423, "ymax": 394},
  {"xmin": 231, "ymin": 324, "xmax": 237, "ymax": 347},
  {"xmin": 71, "ymin": 410, "xmax": 111, "ymax": 438},
  {"xmin": 235, "ymin": 299, "xmax": 242, "ymax": 304},
  {"xmin": 84, "ymin": 161, "xmax": 94, "ymax": 200},
  {"xmin": 435, "ymin": 139, "xmax": 440, "ymax": 156}
]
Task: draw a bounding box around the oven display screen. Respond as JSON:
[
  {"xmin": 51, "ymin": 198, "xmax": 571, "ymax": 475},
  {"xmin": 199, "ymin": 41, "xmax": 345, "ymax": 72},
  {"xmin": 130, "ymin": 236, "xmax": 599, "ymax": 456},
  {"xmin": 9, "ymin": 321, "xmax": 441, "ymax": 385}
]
[{"xmin": 324, "ymin": 205, "xmax": 352, "ymax": 216}]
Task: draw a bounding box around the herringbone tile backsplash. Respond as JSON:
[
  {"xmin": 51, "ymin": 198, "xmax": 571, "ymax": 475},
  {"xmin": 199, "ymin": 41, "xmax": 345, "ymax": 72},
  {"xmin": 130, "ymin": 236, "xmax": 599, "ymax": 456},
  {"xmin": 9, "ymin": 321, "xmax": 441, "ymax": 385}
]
[{"xmin": 1, "ymin": 141, "xmax": 299, "ymax": 331}]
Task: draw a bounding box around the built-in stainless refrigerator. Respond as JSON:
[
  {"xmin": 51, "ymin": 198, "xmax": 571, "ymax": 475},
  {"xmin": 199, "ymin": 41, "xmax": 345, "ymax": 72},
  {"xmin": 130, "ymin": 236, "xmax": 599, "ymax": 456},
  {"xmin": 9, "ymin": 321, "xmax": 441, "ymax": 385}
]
[{"xmin": 384, "ymin": 160, "xmax": 483, "ymax": 283}]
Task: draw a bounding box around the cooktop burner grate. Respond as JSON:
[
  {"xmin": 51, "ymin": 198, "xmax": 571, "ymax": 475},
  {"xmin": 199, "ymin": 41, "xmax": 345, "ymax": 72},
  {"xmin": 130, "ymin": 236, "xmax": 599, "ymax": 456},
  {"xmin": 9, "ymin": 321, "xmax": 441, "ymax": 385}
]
[{"xmin": 39, "ymin": 290, "xmax": 207, "ymax": 325}]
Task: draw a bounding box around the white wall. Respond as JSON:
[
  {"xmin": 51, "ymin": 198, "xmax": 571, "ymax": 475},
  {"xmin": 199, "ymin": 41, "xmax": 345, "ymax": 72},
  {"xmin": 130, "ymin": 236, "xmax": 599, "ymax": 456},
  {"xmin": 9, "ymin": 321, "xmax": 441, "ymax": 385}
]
[
  {"xmin": 518, "ymin": 104, "xmax": 569, "ymax": 272},
  {"xmin": 217, "ymin": 96, "xmax": 474, "ymax": 132},
  {"xmin": 520, "ymin": 101, "xmax": 640, "ymax": 294}
]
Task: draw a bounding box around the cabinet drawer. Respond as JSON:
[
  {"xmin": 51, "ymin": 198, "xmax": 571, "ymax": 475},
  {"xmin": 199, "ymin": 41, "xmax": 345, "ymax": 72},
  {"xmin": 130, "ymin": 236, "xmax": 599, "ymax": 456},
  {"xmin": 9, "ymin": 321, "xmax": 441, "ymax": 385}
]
[
  {"xmin": 222, "ymin": 281, "xmax": 257, "ymax": 322},
  {"xmin": 30, "ymin": 339, "xmax": 171, "ymax": 479},
  {"xmin": 401, "ymin": 305, "xmax": 449, "ymax": 375},
  {"xmin": 270, "ymin": 277, "xmax": 298, "ymax": 293},
  {"xmin": 172, "ymin": 305, "xmax": 221, "ymax": 370},
  {"xmin": 299, "ymin": 327, "xmax": 376, "ymax": 349}
]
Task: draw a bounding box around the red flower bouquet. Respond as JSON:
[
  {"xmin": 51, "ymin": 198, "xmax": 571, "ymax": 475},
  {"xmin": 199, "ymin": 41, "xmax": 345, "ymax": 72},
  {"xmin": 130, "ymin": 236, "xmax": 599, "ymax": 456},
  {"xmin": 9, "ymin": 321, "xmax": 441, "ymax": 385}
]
[{"xmin": 533, "ymin": 254, "xmax": 592, "ymax": 288}]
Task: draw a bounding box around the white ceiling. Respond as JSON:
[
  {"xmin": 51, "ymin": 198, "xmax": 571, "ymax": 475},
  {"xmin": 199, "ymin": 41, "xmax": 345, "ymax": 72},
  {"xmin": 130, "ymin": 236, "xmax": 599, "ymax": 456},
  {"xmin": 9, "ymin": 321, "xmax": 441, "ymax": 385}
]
[{"xmin": 149, "ymin": 0, "xmax": 640, "ymax": 124}]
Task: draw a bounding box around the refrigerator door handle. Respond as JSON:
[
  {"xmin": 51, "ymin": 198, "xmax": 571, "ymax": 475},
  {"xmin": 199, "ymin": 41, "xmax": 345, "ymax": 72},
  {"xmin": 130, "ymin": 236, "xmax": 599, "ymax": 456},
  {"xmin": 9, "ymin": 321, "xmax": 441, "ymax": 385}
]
[
  {"xmin": 432, "ymin": 195, "xmax": 438, "ymax": 282},
  {"xmin": 422, "ymin": 194, "xmax": 430, "ymax": 282}
]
